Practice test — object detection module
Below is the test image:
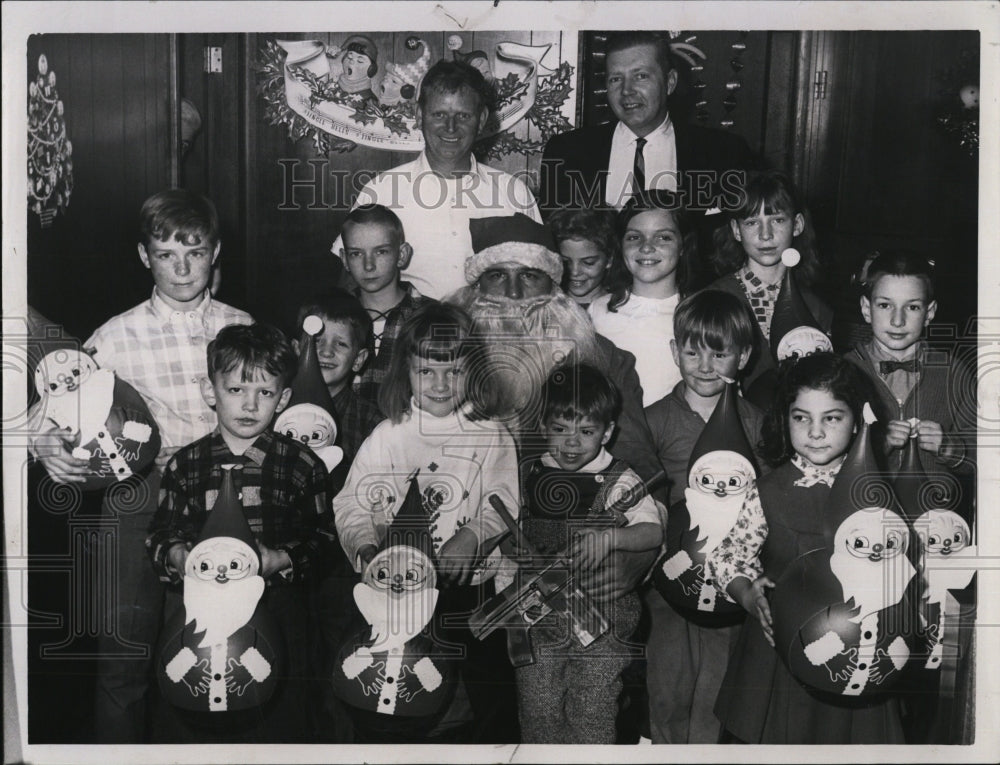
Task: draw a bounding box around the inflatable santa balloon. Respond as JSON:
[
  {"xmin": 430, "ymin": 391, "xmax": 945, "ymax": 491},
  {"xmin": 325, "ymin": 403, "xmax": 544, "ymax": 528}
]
[
  {"xmin": 156, "ymin": 465, "xmax": 283, "ymax": 717},
  {"xmin": 744, "ymin": 248, "xmax": 833, "ymax": 408},
  {"xmin": 34, "ymin": 345, "xmax": 160, "ymax": 490},
  {"xmin": 771, "ymin": 404, "xmax": 922, "ymax": 696},
  {"xmin": 654, "ymin": 382, "xmax": 757, "ymax": 620},
  {"xmin": 893, "ymin": 436, "xmax": 976, "ymax": 672},
  {"xmin": 332, "ymin": 471, "xmax": 457, "ymax": 719},
  {"xmin": 274, "ymin": 314, "xmax": 344, "ymax": 473}
]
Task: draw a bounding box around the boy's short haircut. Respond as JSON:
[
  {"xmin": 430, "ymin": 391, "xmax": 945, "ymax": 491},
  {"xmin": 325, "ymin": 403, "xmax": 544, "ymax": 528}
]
[
  {"xmin": 541, "ymin": 363, "xmax": 622, "ymax": 427},
  {"xmin": 863, "ymin": 250, "xmax": 936, "ymax": 302},
  {"xmin": 547, "ymin": 207, "xmax": 619, "ymax": 259},
  {"xmin": 295, "ymin": 288, "xmax": 374, "ymax": 354},
  {"xmin": 342, "ymin": 203, "xmax": 406, "ymax": 245},
  {"xmin": 139, "ymin": 188, "xmax": 220, "ymax": 249},
  {"xmin": 674, "ymin": 289, "xmax": 756, "ymax": 353},
  {"xmin": 206, "ymin": 323, "xmax": 297, "ymax": 385}
]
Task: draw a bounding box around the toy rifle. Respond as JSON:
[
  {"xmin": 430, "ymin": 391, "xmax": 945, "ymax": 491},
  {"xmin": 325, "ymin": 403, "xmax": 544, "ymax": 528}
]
[{"xmin": 468, "ymin": 470, "xmax": 665, "ymax": 667}]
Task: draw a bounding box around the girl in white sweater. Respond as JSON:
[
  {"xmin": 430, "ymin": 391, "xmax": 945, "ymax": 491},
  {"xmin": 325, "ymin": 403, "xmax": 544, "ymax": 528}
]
[
  {"xmin": 332, "ymin": 302, "xmax": 521, "ymax": 741},
  {"xmin": 588, "ymin": 190, "xmax": 694, "ymax": 407},
  {"xmin": 333, "ymin": 301, "xmax": 520, "ymax": 585}
]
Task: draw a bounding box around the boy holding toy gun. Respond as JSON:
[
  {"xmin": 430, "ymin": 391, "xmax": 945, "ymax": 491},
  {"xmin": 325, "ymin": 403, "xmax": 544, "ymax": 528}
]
[{"xmin": 477, "ymin": 363, "xmax": 663, "ymax": 744}]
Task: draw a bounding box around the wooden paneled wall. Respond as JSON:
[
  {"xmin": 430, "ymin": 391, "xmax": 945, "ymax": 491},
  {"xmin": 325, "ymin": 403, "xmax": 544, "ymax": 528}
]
[{"xmin": 26, "ymin": 34, "xmax": 172, "ymax": 340}]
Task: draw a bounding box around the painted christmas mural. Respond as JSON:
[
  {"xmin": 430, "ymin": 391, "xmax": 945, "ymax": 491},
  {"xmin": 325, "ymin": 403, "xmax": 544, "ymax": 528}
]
[{"xmin": 257, "ymin": 31, "xmax": 577, "ymax": 175}]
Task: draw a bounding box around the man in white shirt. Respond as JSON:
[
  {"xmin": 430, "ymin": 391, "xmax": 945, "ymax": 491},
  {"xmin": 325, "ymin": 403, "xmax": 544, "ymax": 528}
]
[
  {"xmin": 540, "ymin": 31, "xmax": 756, "ymax": 219},
  {"xmin": 331, "ymin": 60, "xmax": 541, "ymax": 300}
]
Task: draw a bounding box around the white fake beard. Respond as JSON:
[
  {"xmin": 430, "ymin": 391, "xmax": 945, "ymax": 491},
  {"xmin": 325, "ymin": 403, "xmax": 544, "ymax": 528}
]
[
  {"xmin": 184, "ymin": 574, "xmax": 265, "ymax": 648},
  {"xmin": 683, "ymin": 486, "xmax": 745, "ymax": 553},
  {"xmin": 353, "ymin": 582, "xmax": 438, "ymax": 653},
  {"xmin": 45, "ymin": 368, "xmax": 115, "ymax": 445},
  {"xmin": 449, "ymin": 286, "xmax": 602, "ymax": 417},
  {"xmin": 830, "ymin": 544, "xmax": 915, "ymax": 620}
]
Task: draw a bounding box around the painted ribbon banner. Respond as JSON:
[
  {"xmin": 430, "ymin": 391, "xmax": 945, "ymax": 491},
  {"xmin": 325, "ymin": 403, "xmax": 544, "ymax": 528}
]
[{"xmin": 275, "ymin": 36, "xmax": 556, "ymax": 152}]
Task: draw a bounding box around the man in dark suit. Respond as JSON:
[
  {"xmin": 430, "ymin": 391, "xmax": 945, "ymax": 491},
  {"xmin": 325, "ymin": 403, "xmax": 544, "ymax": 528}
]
[{"xmin": 540, "ymin": 31, "xmax": 757, "ymax": 242}]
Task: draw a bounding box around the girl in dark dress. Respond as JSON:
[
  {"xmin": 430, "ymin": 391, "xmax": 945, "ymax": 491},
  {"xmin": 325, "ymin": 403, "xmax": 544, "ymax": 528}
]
[{"xmin": 706, "ymin": 353, "xmax": 904, "ymax": 744}]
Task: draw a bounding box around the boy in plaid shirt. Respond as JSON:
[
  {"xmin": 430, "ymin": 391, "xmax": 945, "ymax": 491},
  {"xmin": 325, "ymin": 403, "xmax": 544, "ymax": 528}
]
[
  {"xmin": 80, "ymin": 189, "xmax": 252, "ymax": 742},
  {"xmin": 147, "ymin": 323, "xmax": 334, "ymax": 741},
  {"xmin": 337, "ymin": 204, "xmax": 434, "ymax": 410}
]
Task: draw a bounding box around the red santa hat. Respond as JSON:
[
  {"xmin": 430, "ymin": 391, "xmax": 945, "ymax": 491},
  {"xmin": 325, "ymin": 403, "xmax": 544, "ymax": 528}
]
[
  {"xmin": 769, "ymin": 248, "xmax": 832, "ymax": 361},
  {"xmin": 464, "ymin": 213, "xmax": 563, "ymax": 286},
  {"xmin": 284, "ymin": 315, "xmax": 339, "ymax": 425},
  {"xmin": 196, "ymin": 465, "xmax": 260, "ymax": 567},
  {"xmin": 686, "ymin": 381, "xmax": 759, "ymax": 480},
  {"xmin": 383, "ymin": 470, "xmax": 437, "ymax": 563}
]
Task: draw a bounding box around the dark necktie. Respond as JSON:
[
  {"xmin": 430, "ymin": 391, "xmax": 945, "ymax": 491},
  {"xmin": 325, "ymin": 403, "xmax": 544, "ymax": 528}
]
[
  {"xmin": 633, "ymin": 137, "xmax": 646, "ymax": 196},
  {"xmin": 879, "ymin": 358, "xmax": 919, "ymax": 375}
]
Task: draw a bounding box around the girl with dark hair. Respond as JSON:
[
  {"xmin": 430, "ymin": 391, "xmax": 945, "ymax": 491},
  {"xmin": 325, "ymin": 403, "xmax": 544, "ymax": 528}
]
[
  {"xmin": 588, "ymin": 190, "xmax": 696, "ymax": 407},
  {"xmin": 705, "ymin": 352, "xmax": 903, "ymax": 744}
]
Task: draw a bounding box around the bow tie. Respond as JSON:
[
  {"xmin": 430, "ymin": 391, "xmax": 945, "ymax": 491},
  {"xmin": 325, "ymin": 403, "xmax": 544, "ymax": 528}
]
[{"xmin": 879, "ymin": 358, "xmax": 919, "ymax": 375}]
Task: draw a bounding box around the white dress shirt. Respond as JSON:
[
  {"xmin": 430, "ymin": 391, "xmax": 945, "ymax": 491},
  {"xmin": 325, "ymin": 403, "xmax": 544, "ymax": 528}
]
[
  {"xmin": 332, "ymin": 152, "xmax": 541, "ymax": 300},
  {"xmin": 605, "ymin": 116, "xmax": 678, "ymax": 209}
]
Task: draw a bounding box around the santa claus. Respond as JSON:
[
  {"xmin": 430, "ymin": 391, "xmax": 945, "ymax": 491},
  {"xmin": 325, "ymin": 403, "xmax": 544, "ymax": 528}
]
[{"xmin": 447, "ymin": 213, "xmax": 662, "ymax": 600}]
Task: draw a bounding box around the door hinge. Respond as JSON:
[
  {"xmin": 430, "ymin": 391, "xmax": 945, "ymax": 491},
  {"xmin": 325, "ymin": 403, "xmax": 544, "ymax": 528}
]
[{"xmin": 204, "ymin": 47, "xmax": 223, "ymax": 74}]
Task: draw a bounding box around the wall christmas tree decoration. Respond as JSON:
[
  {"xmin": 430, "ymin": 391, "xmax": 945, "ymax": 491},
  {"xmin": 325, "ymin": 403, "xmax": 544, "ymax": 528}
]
[{"xmin": 28, "ymin": 54, "xmax": 74, "ymax": 228}]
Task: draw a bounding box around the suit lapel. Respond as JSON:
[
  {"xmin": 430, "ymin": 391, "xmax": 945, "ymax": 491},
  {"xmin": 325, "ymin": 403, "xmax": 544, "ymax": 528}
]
[{"xmin": 591, "ymin": 121, "xmax": 616, "ymax": 200}]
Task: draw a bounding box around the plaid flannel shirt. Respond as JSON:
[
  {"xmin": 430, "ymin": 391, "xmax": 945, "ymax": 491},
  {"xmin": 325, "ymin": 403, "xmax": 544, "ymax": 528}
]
[
  {"xmin": 352, "ymin": 282, "xmax": 434, "ymax": 410},
  {"xmin": 332, "ymin": 385, "xmax": 385, "ymax": 464},
  {"xmin": 85, "ymin": 288, "xmax": 253, "ymax": 452},
  {"xmin": 147, "ymin": 428, "xmax": 334, "ymax": 585}
]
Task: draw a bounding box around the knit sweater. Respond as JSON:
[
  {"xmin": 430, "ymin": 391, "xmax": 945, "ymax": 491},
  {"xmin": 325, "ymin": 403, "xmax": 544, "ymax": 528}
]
[{"xmin": 332, "ymin": 401, "xmax": 520, "ymax": 582}]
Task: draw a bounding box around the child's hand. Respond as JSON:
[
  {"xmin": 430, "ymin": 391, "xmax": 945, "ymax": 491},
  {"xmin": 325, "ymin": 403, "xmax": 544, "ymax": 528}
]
[
  {"xmin": 498, "ymin": 535, "xmax": 534, "ymax": 566},
  {"xmin": 885, "ymin": 419, "xmax": 913, "ymax": 449},
  {"xmin": 437, "ymin": 527, "xmax": 479, "ymax": 586},
  {"xmin": 569, "ymin": 527, "xmax": 614, "ymax": 572},
  {"xmin": 166, "ymin": 543, "xmax": 189, "ymax": 576},
  {"xmin": 30, "ymin": 425, "xmax": 90, "ymax": 483},
  {"xmin": 916, "ymin": 420, "xmax": 944, "ymax": 454},
  {"xmin": 739, "ymin": 576, "xmax": 776, "ymax": 647},
  {"xmin": 259, "ymin": 544, "xmax": 292, "ymax": 578}
]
